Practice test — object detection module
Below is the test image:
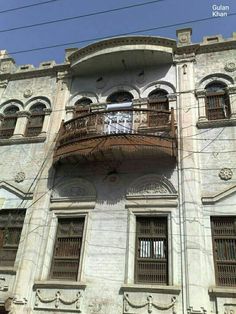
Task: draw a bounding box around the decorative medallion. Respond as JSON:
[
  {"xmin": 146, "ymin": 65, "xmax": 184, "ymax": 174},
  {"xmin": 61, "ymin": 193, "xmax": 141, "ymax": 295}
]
[
  {"xmin": 219, "ymin": 168, "xmax": 233, "ymax": 181},
  {"xmin": 224, "ymin": 62, "xmax": 236, "ymax": 72},
  {"xmin": 23, "ymin": 89, "xmax": 33, "ymax": 98},
  {"xmin": 179, "ymin": 34, "xmax": 188, "ymax": 43},
  {"xmin": 14, "ymin": 172, "xmax": 26, "ymax": 183}
]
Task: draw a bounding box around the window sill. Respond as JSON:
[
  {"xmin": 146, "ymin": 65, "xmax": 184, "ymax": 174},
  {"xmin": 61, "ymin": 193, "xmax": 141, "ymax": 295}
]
[
  {"xmin": 208, "ymin": 286, "xmax": 236, "ymax": 297},
  {"xmin": 0, "ymin": 267, "xmax": 16, "ymax": 275},
  {"xmin": 121, "ymin": 284, "xmax": 181, "ymax": 294},
  {"xmin": 0, "ymin": 135, "xmax": 46, "ymax": 146},
  {"xmin": 197, "ymin": 118, "xmax": 236, "ymax": 129},
  {"xmin": 34, "ymin": 280, "xmax": 86, "ymax": 290}
]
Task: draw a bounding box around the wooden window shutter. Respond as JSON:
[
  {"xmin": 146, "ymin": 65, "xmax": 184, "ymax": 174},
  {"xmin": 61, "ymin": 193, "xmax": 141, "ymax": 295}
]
[
  {"xmin": 211, "ymin": 216, "xmax": 236, "ymax": 286},
  {"xmin": 0, "ymin": 210, "xmax": 25, "ymax": 267},
  {"xmin": 50, "ymin": 217, "xmax": 85, "ymax": 281},
  {"xmin": 135, "ymin": 216, "xmax": 168, "ymax": 284}
]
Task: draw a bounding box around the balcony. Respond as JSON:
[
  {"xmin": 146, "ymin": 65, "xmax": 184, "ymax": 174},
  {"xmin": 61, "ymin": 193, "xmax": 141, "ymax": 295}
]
[{"xmin": 53, "ymin": 108, "xmax": 177, "ymax": 163}]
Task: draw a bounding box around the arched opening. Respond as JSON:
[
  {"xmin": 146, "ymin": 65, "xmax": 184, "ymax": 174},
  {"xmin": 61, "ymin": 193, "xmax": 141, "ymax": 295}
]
[
  {"xmin": 205, "ymin": 82, "xmax": 230, "ymax": 120},
  {"xmin": 148, "ymin": 89, "xmax": 169, "ymax": 127},
  {"xmin": 26, "ymin": 103, "xmax": 46, "ymax": 137},
  {"xmin": 74, "ymin": 97, "xmax": 92, "ymax": 117},
  {"xmin": 0, "ymin": 105, "xmax": 19, "ymax": 138},
  {"xmin": 107, "ymin": 91, "xmax": 133, "ymax": 104}
]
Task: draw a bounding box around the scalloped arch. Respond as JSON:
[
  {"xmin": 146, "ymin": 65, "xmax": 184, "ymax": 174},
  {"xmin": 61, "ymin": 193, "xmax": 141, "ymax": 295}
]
[
  {"xmin": 0, "ymin": 99, "xmax": 24, "ymax": 113},
  {"xmin": 198, "ymin": 73, "xmax": 234, "ymax": 89},
  {"xmin": 141, "ymin": 81, "xmax": 176, "ymax": 98},
  {"xmin": 25, "ymin": 96, "xmax": 51, "ymax": 111},
  {"xmin": 127, "ymin": 174, "xmax": 177, "ymax": 197},
  {"xmin": 52, "ymin": 177, "xmax": 96, "ymax": 199}
]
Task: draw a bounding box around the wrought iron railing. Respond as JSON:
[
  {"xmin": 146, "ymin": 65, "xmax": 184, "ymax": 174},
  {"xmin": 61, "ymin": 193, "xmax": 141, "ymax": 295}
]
[{"xmin": 58, "ymin": 108, "xmax": 175, "ymax": 147}]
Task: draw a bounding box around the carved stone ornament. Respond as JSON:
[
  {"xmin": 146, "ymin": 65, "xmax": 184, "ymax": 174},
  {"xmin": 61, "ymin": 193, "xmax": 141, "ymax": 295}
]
[
  {"xmin": 187, "ymin": 307, "xmax": 207, "ymax": 314},
  {"xmin": 123, "ymin": 293, "xmax": 176, "ymax": 314},
  {"xmin": 35, "ymin": 290, "xmax": 81, "ymax": 311},
  {"xmin": 219, "ymin": 168, "xmax": 233, "ymax": 181},
  {"xmin": 23, "ymin": 89, "xmax": 33, "ymax": 98},
  {"xmin": 14, "ymin": 172, "xmax": 26, "ymax": 183},
  {"xmin": 0, "ymin": 277, "xmax": 8, "ymax": 291},
  {"xmin": 224, "ymin": 303, "xmax": 236, "ymax": 314},
  {"xmin": 224, "ymin": 62, "xmax": 236, "ymax": 72},
  {"xmin": 127, "ymin": 175, "xmax": 176, "ymax": 197}
]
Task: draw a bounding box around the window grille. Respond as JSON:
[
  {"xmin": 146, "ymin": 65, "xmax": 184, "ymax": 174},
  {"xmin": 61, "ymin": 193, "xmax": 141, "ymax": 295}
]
[
  {"xmin": 50, "ymin": 217, "xmax": 85, "ymax": 281},
  {"xmin": 25, "ymin": 103, "xmax": 46, "ymax": 137},
  {"xmin": 205, "ymin": 83, "xmax": 230, "ymax": 120},
  {"xmin": 135, "ymin": 216, "xmax": 168, "ymax": 284},
  {"xmin": 211, "ymin": 216, "xmax": 236, "ymax": 286},
  {"xmin": 0, "ymin": 106, "xmax": 19, "ymax": 139},
  {"xmin": 148, "ymin": 90, "xmax": 169, "ymax": 127},
  {"xmin": 107, "ymin": 91, "xmax": 133, "ymax": 104},
  {"xmin": 0, "ymin": 209, "xmax": 25, "ymax": 266}
]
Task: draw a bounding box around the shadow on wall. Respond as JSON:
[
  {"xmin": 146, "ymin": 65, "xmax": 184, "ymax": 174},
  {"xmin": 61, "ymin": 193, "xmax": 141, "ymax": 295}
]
[{"xmin": 49, "ymin": 157, "xmax": 177, "ymax": 205}]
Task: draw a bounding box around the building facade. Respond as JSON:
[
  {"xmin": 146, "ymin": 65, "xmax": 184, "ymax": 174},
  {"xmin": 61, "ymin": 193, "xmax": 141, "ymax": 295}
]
[{"xmin": 0, "ymin": 28, "xmax": 236, "ymax": 314}]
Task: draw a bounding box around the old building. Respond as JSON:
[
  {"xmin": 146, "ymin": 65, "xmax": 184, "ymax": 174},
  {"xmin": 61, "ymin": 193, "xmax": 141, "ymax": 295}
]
[{"xmin": 0, "ymin": 28, "xmax": 236, "ymax": 314}]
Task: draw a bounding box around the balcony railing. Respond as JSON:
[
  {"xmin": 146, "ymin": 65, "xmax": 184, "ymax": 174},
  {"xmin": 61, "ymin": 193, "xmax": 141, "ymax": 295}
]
[{"xmin": 54, "ymin": 108, "xmax": 176, "ymax": 161}]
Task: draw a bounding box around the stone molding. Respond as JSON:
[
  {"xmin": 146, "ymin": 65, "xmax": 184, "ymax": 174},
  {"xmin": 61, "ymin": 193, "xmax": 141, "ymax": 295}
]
[
  {"xmin": 34, "ymin": 289, "xmax": 82, "ymax": 311},
  {"xmin": 197, "ymin": 118, "xmax": 236, "ymax": 129},
  {"xmin": 16, "ymin": 110, "xmax": 31, "ymax": 118},
  {"xmin": 173, "ymin": 53, "xmax": 196, "ymax": 64},
  {"xmin": 187, "ymin": 307, "xmax": 207, "ymax": 314},
  {"xmin": 68, "ymin": 36, "xmax": 176, "ymax": 63},
  {"xmin": 208, "ymin": 286, "xmax": 236, "ymax": 298},
  {"xmin": 123, "ymin": 293, "xmax": 177, "ymax": 314},
  {"xmin": 202, "ymin": 184, "xmax": 236, "ymax": 204},
  {"xmin": 121, "ymin": 284, "xmax": 181, "ymax": 294},
  {"xmin": 0, "ymin": 181, "xmax": 33, "ymax": 200},
  {"xmin": 0, "ymin": 277, "xmax": 8, "ymax": 291},
  {"xmin": 0, "ymin": 135, "xmax": 46, "ymax": 146}
]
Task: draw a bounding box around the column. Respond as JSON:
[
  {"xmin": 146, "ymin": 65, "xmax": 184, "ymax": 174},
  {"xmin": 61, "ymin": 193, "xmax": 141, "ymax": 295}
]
[
  {"xmin": 227, "ymin": 85, "xmax": 236, "ymax": 119},
  {"xmin": 40, "ymin": 108, "xmax": 52, "ymax": 135},
  {"xmin": 65, "ymin": 105, "xmax": 75, "ymax": 121},
  {"xmin": 12, "ymin": 111, "xmax": 30, "ymax": 138},
  {"xmin": 195, "ymin": 89, "xmax": 207, "ymax": 121}
]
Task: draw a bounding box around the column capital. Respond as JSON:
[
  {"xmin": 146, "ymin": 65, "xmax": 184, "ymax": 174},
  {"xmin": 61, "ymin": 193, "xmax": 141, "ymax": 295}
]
[
  {"xmin": 195, "ymin": 89, "xmax": 206, "ymax": 98},
  {"xmin": 16, "ymin": 110, "xmax": 31, "ymax": 118},
  {"xmin": 43, "ymin": 108, "xmax": 52, "ymax": 115}
]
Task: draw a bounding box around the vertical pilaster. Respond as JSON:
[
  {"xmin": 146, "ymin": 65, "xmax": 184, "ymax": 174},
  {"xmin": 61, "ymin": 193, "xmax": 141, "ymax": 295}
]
[
  {"xmin": 40, "ymin": 108, "xmax": 52, "ymax": 135},
  {"xmin": 227, "ymin": 85, "xmax": 236, "ymax": 118},
  {"xmin": 175, "ymin": 51, "xmax": 208, "ymax": 312},
  {"xmin": 11, "ymin": 69, "xmax": 71, "ymax": 314},
  {"xmin": 65, "ymin": 105, "xmax": 75, "ymax": 121},
  {"xmin": 195, "ymin": 89, "xmax": 207, "ymax": 121}
]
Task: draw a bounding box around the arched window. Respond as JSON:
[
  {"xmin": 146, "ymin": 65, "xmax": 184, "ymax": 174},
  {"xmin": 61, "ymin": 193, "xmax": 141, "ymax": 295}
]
[
  {"xmin": 148, "ymin": 89, "xmax": 169, "ymax": 127},
  {"xmin": 74, "ymin": 98, "xmax": 92, "ymax": 117},
  {"xmin": 107, "ymin": 91, "xmax": 133, "ymax": 104},
  {"xmin": 205, "ymin": 82, "xmax": 230, "ymax": 120},
  {"xmin": 0, "ymin": 105, "xmax": 19, "ymax": 138},
  {"xmin": 26, "ymin": 103, "xmax": 46, "ymax": 137}
]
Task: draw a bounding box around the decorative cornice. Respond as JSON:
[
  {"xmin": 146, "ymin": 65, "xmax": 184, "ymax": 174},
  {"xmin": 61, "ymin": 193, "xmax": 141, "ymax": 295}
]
[
  {"xmin": 69, "ymin": 36, "xmax": 176, "ymax": 63},
  {"xmin": 0, "ymin": 64, "xmax": 69, "ymax": 81},
  {"xmin": 173, "ymin": 52, "xmax": 196, "ymax": 64}
]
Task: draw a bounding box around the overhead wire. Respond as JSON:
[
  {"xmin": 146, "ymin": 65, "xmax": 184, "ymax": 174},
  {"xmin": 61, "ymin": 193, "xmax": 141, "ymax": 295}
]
[
  {"xmin": 4, "ymin": 12, "xmax": 235, "ymax": 55},
  {"xmin": 0, "ymin": 0, "xmax": 64, "ymax": 14}
]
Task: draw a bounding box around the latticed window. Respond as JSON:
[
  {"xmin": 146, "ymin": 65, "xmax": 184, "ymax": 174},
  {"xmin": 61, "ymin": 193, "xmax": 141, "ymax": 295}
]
[
  {"xmin": 135, "ymin": 216, "xmax": 168, "ymax": 284},
  {"xmin": 0, "ymin": 209, "xmax": 25, "ymax": 266},
  {"xmin": 26, "ymin": 103, "xmax": 46, "ymax": 137},
  {"xmin": 205, "ymin": 83, "xmax": 230, "ymax": 120},
  {"xmin": 74, "ymin": 98, "xmax": 92, "ymax": 117},
  {"xmin": 50, "ymin": 217, "xmax": 85, "ymax": 281},
  {"xmin": 0, "ymin": 106, "xmax": 19, "ymax": 139},
  {"xmin": 211, "ymin": 216, "xmax": 236, "ymax": 286},
  {"xmin": 148, "ymin": 89, "xmax": 169, "ymax": 127}
]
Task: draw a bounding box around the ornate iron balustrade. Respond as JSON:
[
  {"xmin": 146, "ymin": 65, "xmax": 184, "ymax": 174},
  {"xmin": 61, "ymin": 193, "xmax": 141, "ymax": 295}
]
[{"xmin": 58, "ymin": 108, "xmax": 175, "ymax": 147}]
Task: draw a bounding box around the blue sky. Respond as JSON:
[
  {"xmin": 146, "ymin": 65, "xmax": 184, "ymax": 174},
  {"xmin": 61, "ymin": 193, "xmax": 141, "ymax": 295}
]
[{"xmin": 0, "ymin": 0, "xmax": 235, "ymax": 66}]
